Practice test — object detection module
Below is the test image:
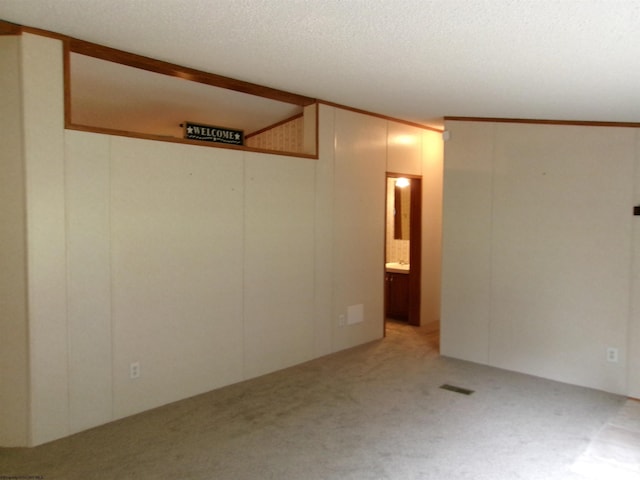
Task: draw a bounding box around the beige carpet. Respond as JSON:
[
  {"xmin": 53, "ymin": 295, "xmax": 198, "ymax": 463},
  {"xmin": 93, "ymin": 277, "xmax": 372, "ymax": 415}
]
[
  {"xmin": 571, "ymin": 398, "xmax": 640, "ymax": 479},
  {"xmin": 0, "ymin": 320, "xmax": 631, "ymax": 479}
]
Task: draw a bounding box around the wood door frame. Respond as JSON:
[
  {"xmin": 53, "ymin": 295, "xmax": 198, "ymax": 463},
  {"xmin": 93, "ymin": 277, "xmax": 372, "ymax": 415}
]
[{"xmin": 385, "ymin": 173, "xmax": 422, "ymax": 327}]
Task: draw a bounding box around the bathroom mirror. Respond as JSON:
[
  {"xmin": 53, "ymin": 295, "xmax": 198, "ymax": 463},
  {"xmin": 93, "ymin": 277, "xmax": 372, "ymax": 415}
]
[{"xmin": 394, "ymin": 179, "xmax": 411, "ymax": 240}]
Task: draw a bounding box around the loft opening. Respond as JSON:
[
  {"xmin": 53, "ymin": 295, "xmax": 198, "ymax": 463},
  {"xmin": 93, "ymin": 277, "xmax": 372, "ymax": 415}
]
[{"xmin": 65, "ymin": 38, "xmax": 318, "ymax": 158}]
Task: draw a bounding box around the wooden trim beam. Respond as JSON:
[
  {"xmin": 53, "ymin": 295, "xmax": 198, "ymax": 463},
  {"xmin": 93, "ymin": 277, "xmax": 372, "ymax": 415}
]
[
  {"xmin": 63, "ymin": 40, "xmax": 72, "ymax": 128},
  {"xmin": 69, "ymin": 39, "xmax": 316, "ymax": 106},
  {"xmin": 408, "ymin": 177, "xmax": 422, "ymax": 327},
  {"xmin": 0, "ymin": 19, "xmax": 22, "ymax": 35},
  {"xmin": 66, "ymin": 122, "xmax": 318, "ymax": 159},
  {"xmin": 445, "ymin": 116, "xmax": 640, "ymax": 129},
  {"xmin": 319, "ymin": 100, "xmax": 443, "ymax": 133}
]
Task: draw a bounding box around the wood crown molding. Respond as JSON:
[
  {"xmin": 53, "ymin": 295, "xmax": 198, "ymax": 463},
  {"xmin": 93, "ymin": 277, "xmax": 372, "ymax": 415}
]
[
  {"xmin": 66, "ymin": 122, "xmax": 318, "ymax": 160},
  {"xmin": 444, "ymin": 116, "xmax": 640, "ymax": 129},
  {"xmin": 0, "ymin": 19, "xmax": 22, "ymax": 35},
  {"xmin": 319, "ymin": 100, "xmax": 443, "ymax": 133}
]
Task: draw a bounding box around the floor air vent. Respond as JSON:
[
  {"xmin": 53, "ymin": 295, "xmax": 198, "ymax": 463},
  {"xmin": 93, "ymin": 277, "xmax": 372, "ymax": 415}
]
[{"xmin": 440, "ymin": 384, "xmax": 474, "ymax": 395}]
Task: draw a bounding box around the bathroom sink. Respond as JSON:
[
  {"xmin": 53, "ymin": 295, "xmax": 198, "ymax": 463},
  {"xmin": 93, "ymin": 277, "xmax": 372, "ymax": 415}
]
[{"xmin": 385, "ymin": 262, "xmax": 410, "ymax": 273}]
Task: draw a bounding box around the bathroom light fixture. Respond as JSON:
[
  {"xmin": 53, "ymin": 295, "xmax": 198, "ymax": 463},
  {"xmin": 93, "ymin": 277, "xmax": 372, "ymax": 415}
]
[{"xmin": 395, "ymin": 177, "xmax": 410, "ymax": 188}]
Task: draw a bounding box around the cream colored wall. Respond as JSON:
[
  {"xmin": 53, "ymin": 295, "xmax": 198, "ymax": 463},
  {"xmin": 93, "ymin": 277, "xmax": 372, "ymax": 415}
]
[
  {"xmin": 64, "ymin": 130, "xmax": 320, "ymax": 425},
  {"xmin": 243, "ymin": 151, "xmax": 317, "ymax": 379},
  {"xmin": 387, "ymin": 122, "xmax": 422, "ymax": 175},
  {"xmin": 65, "ymin": 131, "xmax": 113, "ymax": 432},
  {"xmin": 442, "ymin": 120, "xmax": 638, "ymax": 395},
  {"xmin": 629, "ymin": 132, "xmax": 640, "ymax": 399},
  {"xmin": 441, "ymin": 121, "xmax": 494, "ymax": 363},
  {"xmin": 421, "ymin": 130, "xmax": 444, "ymax": 330},
  {"xmin": 386, "ymin": 124, "xmax": 444, "ymax": 328},
  {"xmin": 313, "ymin": 104, "xmax": 336, "ymax": 357},
  {"xmin": 4, "ymin": 33, "xmax": 445, "ymax": 446},
  {"xmin": 22, "ymin": 33, "xmax": 70, "ymax": 445},
  {"xmin": 0, "ymin": 35, "xmax": 29, "ymax": 447},
  {"xmin": 58, "ymin": 129, "xmax": 321, "ymax": 435},
  {"xmin": 303, "ymin": 103, "xmax": 317, "ymax": 155},
  {"xmin": 109, "ymin": 138, "xmax": 246, "ymax": 418},
  {"xmin": 331, "ymin": 108, "xmax": 387, "ymax": 348}
]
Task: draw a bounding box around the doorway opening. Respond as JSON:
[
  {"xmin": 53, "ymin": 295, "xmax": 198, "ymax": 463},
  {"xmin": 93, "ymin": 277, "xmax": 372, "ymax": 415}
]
[{"xmin": 384, "ymin": 173, "xmax": 422, "ymax": 328}]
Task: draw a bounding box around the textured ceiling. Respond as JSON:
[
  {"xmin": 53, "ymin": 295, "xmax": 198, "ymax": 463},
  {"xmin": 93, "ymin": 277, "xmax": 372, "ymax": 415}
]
[{"xmin": 2, "ymin": 0, "xmax": 640, "ymax": 127}]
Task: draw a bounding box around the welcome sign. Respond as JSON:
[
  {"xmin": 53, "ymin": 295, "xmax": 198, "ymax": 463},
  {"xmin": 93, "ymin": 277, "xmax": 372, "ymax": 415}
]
[{"xmin": 183, "ymin": 121, "xmax": 244, "ymax": 146}]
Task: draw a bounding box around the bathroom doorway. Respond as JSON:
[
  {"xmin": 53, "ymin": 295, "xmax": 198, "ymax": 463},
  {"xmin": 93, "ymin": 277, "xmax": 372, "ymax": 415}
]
[{"xmin": 384, "ymin": 174, "xmax": 422, "ymax": 327}]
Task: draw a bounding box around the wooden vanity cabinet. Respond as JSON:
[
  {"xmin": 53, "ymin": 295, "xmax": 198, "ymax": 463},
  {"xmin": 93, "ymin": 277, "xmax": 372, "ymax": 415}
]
[{"xmin": 385, "ymin": 272, "xmax": 410, "ymax": 320}]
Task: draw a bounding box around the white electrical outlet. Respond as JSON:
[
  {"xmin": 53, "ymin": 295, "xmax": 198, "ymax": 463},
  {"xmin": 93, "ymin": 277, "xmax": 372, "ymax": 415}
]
[
  {"xmin": 338, "ymin": 314, "xmax": 346, "ymax": 326},
  {"xmin": 130, "ymin": 361, "xmax": 141, "ymax": 378},
  {"xmin": 606, "ymin": 348, "xmax": 619, "ymax": 363}
]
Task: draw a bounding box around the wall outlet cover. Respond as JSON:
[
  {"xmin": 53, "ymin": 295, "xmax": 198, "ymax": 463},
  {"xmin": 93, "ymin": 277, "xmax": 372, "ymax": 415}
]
[{"xmin": 130, "ymin": 362, "xmax": 141, "ymax": 378}]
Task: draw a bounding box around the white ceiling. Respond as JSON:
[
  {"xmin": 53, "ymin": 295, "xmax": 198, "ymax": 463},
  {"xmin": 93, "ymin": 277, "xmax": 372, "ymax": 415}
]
[{"xmin": 2, "ymin": 0, "xmax": 640, "ymax": 128}]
